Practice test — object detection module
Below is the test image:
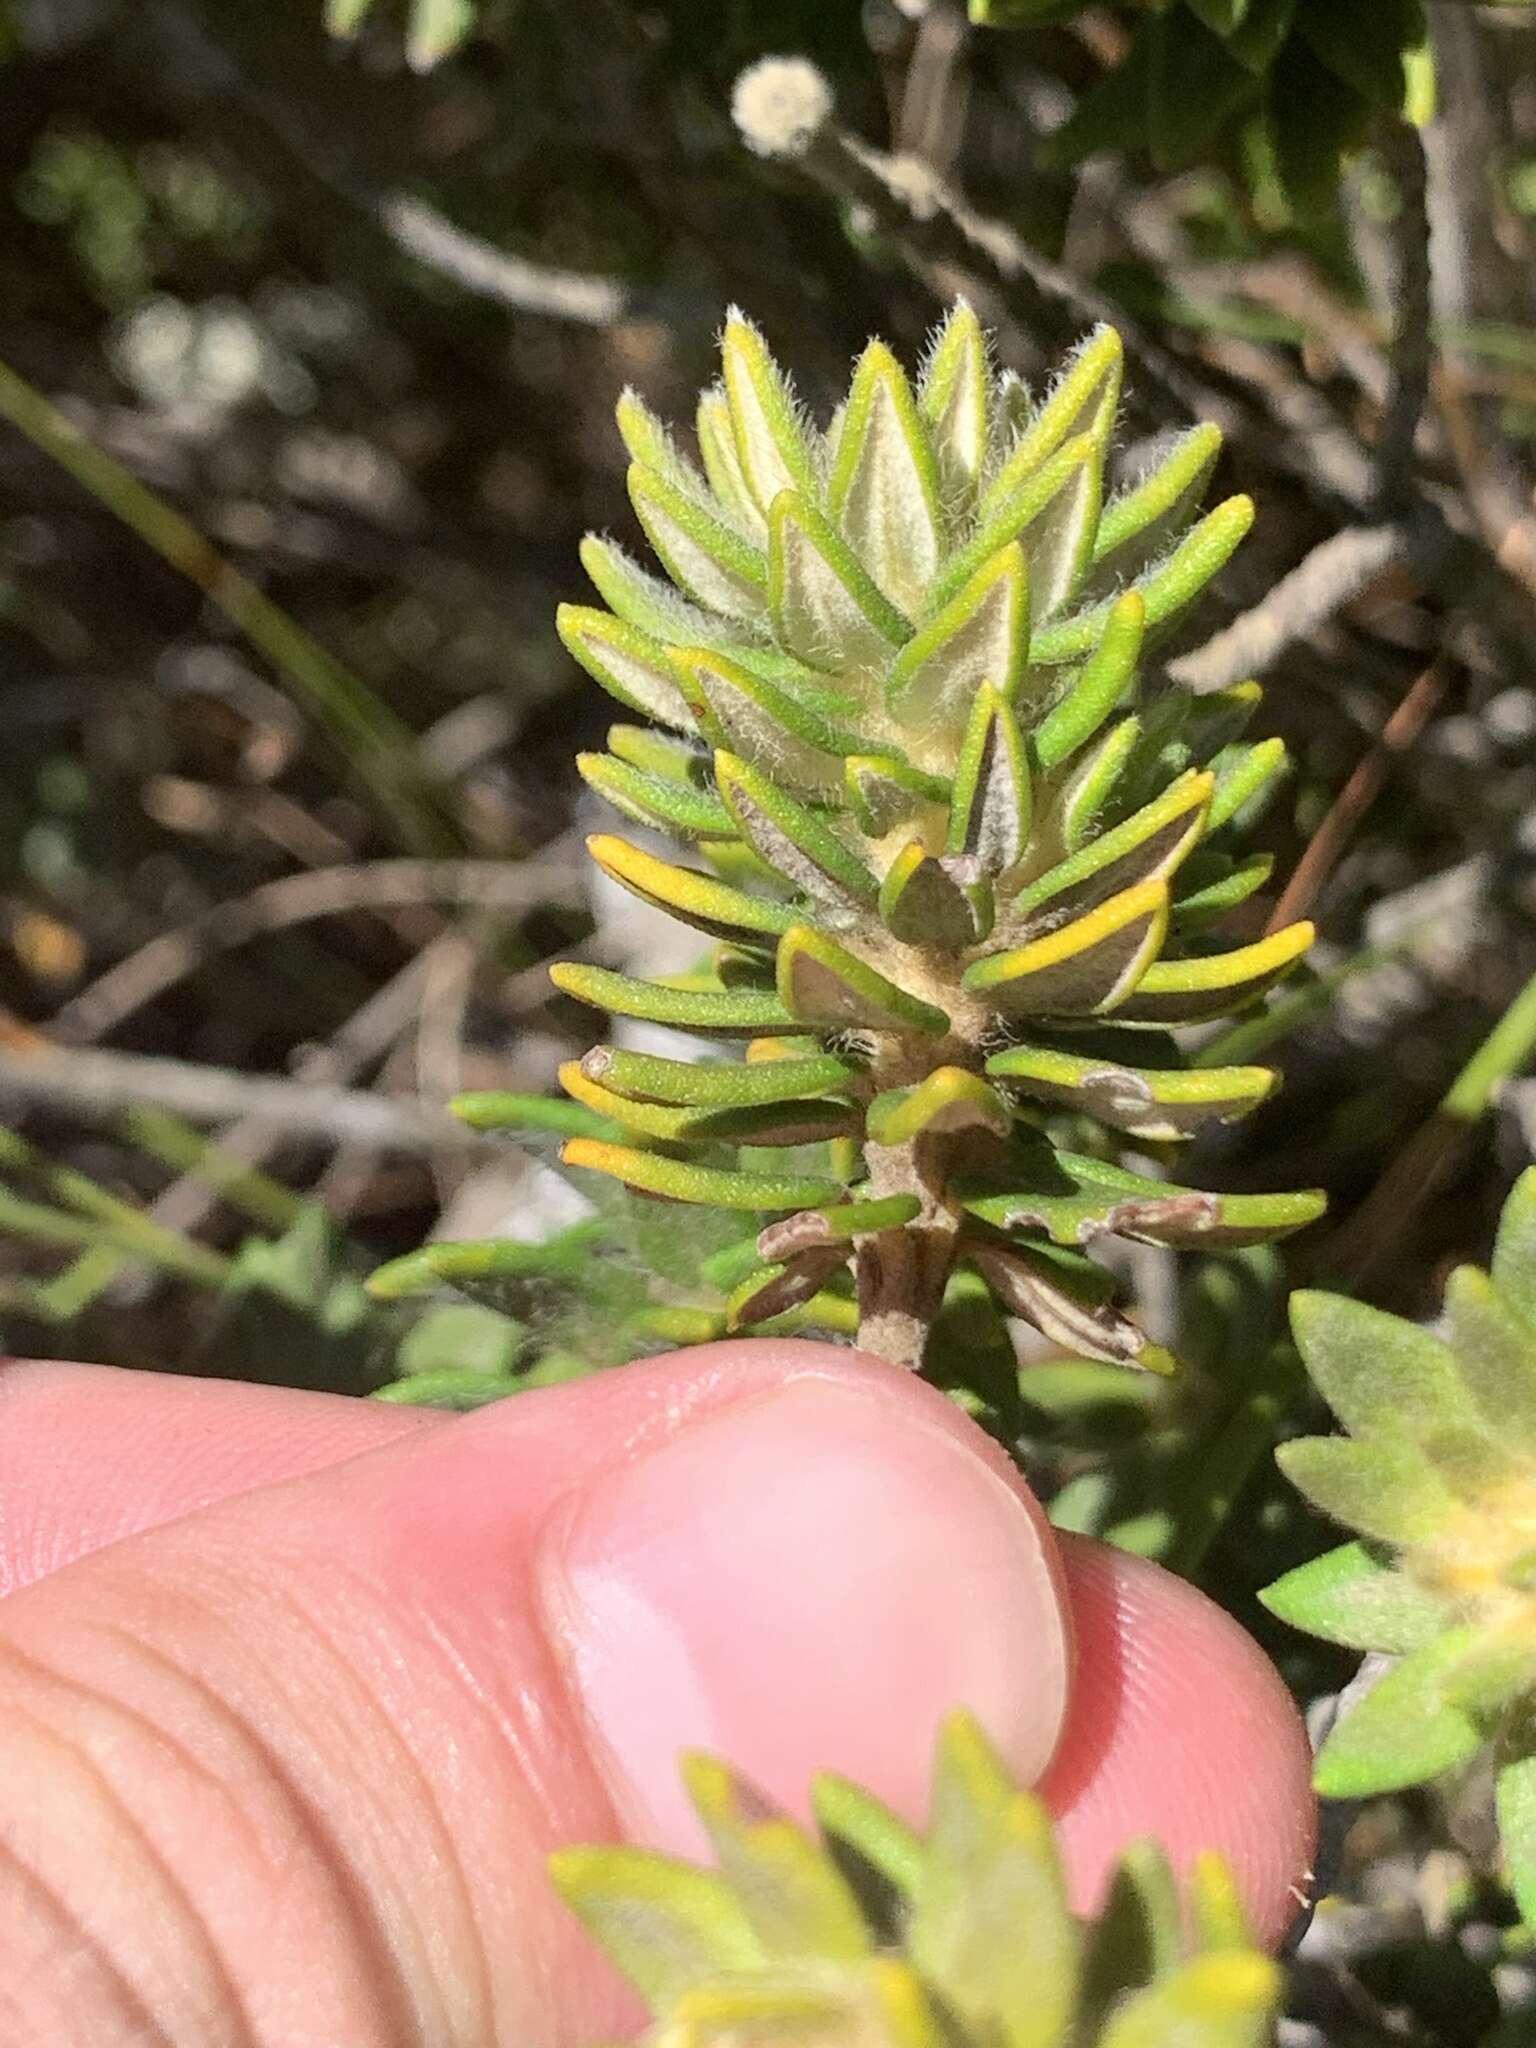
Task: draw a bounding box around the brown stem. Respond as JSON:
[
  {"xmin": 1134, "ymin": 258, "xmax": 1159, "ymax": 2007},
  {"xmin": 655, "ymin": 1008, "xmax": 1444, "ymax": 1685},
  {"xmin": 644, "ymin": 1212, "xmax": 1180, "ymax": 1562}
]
[
  {"xmin": 852, "ymin": 1119, "xmax": 964, "ymax": 1370},
  {"xmin": 854, "ymin": 1218, "xmax": 959, "ymax": 1369}
]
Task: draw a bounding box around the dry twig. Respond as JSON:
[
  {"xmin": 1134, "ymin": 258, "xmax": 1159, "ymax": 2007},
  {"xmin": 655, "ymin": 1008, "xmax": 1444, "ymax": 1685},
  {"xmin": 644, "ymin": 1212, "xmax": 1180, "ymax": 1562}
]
[
  {"xmin": 52, "ymin": 855, "xmax": 584, "ymax": 1046},
  {"xmin": 0, "ymin": 1044, "xmax": 491, "ymax": 1154},
  {"xmin": 1264, "ymin": 657, "xmax": 1451, "ymax": 933}
]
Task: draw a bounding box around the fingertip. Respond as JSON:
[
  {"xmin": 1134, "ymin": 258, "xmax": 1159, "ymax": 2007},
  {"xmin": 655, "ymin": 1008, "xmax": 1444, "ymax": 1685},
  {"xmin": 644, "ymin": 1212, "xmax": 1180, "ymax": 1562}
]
[{"xmin": 1041, "ymin": 1534, "xmax": 1316, "ymax": 1947}]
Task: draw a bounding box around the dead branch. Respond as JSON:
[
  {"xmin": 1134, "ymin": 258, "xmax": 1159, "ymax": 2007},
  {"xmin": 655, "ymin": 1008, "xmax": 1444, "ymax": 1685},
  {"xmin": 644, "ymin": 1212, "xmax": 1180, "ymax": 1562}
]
[
  {"xmin": 52, "ymin": 854, "xmax": 585, "ymax": 1046},
  {"xmin": 0, "ymin": 1043, "xmax": 490, "ymax": 1154}
]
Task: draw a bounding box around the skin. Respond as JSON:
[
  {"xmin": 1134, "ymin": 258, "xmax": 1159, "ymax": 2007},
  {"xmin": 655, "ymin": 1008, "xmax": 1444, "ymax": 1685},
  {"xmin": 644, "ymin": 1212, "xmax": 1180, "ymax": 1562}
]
[{"xmin": 0, "ymin": 1340, "xmax": 1316, "ymax": 2046}]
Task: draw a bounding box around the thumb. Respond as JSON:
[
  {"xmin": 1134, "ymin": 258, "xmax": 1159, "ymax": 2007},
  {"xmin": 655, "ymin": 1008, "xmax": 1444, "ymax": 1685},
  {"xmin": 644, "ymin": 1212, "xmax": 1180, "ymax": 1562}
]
[{"xmin": 0, "ymin": 1340, "xmax": 1068, "ymax": 2047}]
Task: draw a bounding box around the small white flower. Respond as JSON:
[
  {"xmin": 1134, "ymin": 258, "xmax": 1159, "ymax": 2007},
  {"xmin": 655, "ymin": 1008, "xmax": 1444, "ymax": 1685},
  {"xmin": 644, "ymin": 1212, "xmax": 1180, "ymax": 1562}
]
[{"xmin": 731, "ymin": 57, "xmax": 833, "ymax": 161}]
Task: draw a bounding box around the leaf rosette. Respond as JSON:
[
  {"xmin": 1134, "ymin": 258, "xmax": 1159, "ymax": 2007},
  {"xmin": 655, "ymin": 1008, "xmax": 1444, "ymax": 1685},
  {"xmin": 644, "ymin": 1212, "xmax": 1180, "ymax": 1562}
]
[
  {"xmin": 549, "ymin": 306, "xmax": 1323, "ymax": 1370},
  {"xmin": 1265, "ymin": 1169, "xmax": 1536, "ymax": 1920},
  {"xmin": 552, "ymin": 1710, "xmax": 1280, "ymax": 2048}
]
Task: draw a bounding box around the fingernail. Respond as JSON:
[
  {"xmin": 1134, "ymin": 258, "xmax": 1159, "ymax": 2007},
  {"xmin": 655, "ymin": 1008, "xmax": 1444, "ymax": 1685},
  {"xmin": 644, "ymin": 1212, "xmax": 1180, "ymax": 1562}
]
[{"xmin": 538, "ymin": 1373, "xmax": 1069, "ymax": 1855}]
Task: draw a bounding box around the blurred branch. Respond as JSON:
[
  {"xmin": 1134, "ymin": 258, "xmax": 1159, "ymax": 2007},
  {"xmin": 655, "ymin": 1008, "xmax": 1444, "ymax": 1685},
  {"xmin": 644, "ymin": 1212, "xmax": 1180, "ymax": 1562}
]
[
  {"xmin": 0, "ymin": 1044, "xmax": 490, "ymax": 1153},
  {"xmin": 147, "ymin": 931, "xmax": 469, "ymax": 1236},
  {"xmin": 151, "ymin": 1, "xmax": 709, "ymax": 329},
  {"xmin": 1166, "ymin": 522, "xmax": 1433, "ymax": 691},
  {"xmin": 1264, "ymin": 656, "xmax": 1451, "ymax": 933},
  {"xmin": 52, "ymin": 853, "xmax": 584, "ymax": 1044}
]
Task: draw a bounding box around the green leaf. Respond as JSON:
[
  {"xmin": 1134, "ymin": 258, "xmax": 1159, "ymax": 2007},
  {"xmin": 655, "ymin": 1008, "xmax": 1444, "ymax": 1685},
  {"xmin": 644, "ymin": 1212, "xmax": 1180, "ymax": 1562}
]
[
  {"xmin": 1205, "ymin": 737, "xmax": 1289, "ymax": 832},
  {"xmin": 562, "ymin": 1138, "xmax": 844, "ymax": 1212},
  {"xmin": 578, "ymin": 535, "xmax": 729, "ymax": 647},
  {"xmin": 931, "ymin": 432, "xmax": 1101, "ymax": 618},
  {"xmin": 1447, "ymin": 1264, "xmax": 1536, "ymax": 1455},
  {"xmin": 549, "ymin": 962, "xmax": 796, "ymax": 1037},
  {"xmin": 326, "ymin": 0, "xmax": 376, "ymax": 36},
  {"xmin": 715, "ymin": 752, "xmax": 879, "ymax": 922},
  {"xmin": 986, "ymin": 1043, "xmax": 1274, "ymax": 1140},
  {"xmin": 1290, "ymin": 1290, "xmax": 1478, "ymax": 1442},
  {"xmin": 948, "ymin": 685, "xmax": 1032, "ymax": 879},
  {"xmin": 829, "ymin": 341, "xmax": 944, "ymax": 616},
  {"xmin": 365, "ymin": 1223, "xmax": 604, "ymax": 1298},
  {"xmin": 1032, "ymin": 496, "xmax": 1255, "ymax": 666},
  {"xmin": 376, "ymin": 1366, "xmax": 522, "ymax": 1410},
  {"xmin": 878, "ymin": 841, "xmax": 981, "ymax": 951},
  {"xmin": 587, "ymin": 834, "xmax": 795, "ymax": 943},
  {"xmin": 1296, "ymin": 0, "xmax": 1423, "ymax": 110},
  {"xmin": 777, "ymin": 925, "xmax": 951, "ymax": 1034},
  {"xmin": 584, "ymin": 1045, "xmax": 860, "ymax": 1111},
  {"xmin": 1276, "ymin": 1435, "xmax": 1459, "ymax": 1548},
  {"xmin": 1260, "ymin": 1541, "xmax": 1451, "ymax": 1654},
  {"xmin": 768, "ymin": 491, "xmax": 911, "ymax": 674},
  {"xmin": 986, "ymin": 326, "xmax": 1122, "ymax": 502},
  {"xmin": 887, "ymin": 542, "xmax": 1030, "ymax": 731},
  {"xmin": 1188, "ymin": 1852, "xmax": 1254, "ymax": 1956},
  {"xmin": 616, "ymin": 389, "xmax": 716, "ymax": 505},
  {"xmin": 676, "ymin": 648, "xmax": 871, "ymax": 798},
  {"xmin": 1114, "ymin": 919, "xmax": 1313, "ymax": 1024},
  {"xmin": 1056, "ymin": 716, "xmax": 1142, "ymax": 852},
  {"xmin": 1148, "ymin": 11, "xmax": 1263, "ymax": 174},
  {"xmin": 394, "ymin": 1300, "xmax": 521, "ymax": 1379},
  {"xmin": 407, "ymin": 0, "xmax": 475, "ymax": 66},
  {"xmin": 683, "ymin": 1754, "xmax": 871, "ymax": 1962},
  {"xmin": 1493, "ymin": 1167, "xmax": 1536, "ymax": 1332},
  {"xmin": 1016, "ymin": 769, "xmax": 1213, "ymax": 925},
  {"xmin": 1266, "ymin": 38, "xmax": 1375, "ymax": 218},
  {"xmin": 964, "ymin": 878, "xmax": 1170, "ymax": 1016},
  {"xmin": 1313, "ymin": 1632, "xmax": 1485, "ymax": 1798},
  {"xmin": 1079, "ymin": 1841, "xmax": 1182, "ymax": 2034},
  {"xmin": 846, "ymin": 754, "xmax": 949, "ymax": 837},
  {"xmin": 560, "ymin": 1060, "xmax": 852, "ymax": 1147},
  {"xmin": 548, "ymin": 1844, "xmax": 764, "ymax": 2011},
  {"xmin": 867, "ymin": 1069, "xmax": 1011, "ymax": 1146},
  {"xmin": 1186, "ymin": 0, "xmax": 1249, "ymax": 34},
  {"xmin": 920, "ymin": 301, "xmax": 990, "ymax": 506},
  {"xmin": 447, "ymin": 1091, "xmax": 618, "ymax": 1139},
  {"xmin": 908, "ymin": 1716, "xmax": 1080, "ymax": 2048},
  {"xmin": 1225, "ymin": 0, "xmax": 1295, "ymax": 72},
  {"xmin": 721, "ymin": 312, "xmax": 820, "ymax": 516},
  {"xmin": 1032, "ymin": 592, "xmax": 1146, "ymax": 772},
  {"xmin": 1174, "ymin": 852, "xmax": 1275, "ymax": 927},
  {"xmin": 1094, "ymin": 424, "xmax": 1224, "ymax": 578},
  {"xmin": 1497, "ymin": 1754, "xmax": 1536, "ymax": 1927},
  {"xmin": 812, "ymin": 1771, "xmax": 924, "ymax": 1899},
  {"xmin": 696, "ymin": 383, "xmax": 768, "ymax": 543},
  {"xmin": 629, "ymin": 463, "xmax": 769, "ymax": 622},
  {"xmin": 605, "ymin": 723, "xmax": 708, "ymax": 787},
  {"xmin": 1097, "ymin": 1953, "xmax": 1280, "ymax": 2048},
  {"xmin": 556, "ymin": 606, "xmax": 697, "ymax": 732},
  {"xmin": 577, "ymin": 749, "xmax": 735, "ymax": 840},
  {"xmin": 962, "ymin": 1149, "xmax": 1323, "ymax": 1251}
]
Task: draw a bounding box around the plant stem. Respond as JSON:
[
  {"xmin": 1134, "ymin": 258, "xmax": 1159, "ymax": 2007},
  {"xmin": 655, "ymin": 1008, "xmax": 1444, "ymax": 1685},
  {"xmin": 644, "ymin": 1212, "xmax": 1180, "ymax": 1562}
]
[
  {"xmin": 0, "ymin": 357, "xmax": 457, "ymax": 855},
  {"xmin": 854, "ymin": 1122, "xmax": 961, "ymax": 1370}
]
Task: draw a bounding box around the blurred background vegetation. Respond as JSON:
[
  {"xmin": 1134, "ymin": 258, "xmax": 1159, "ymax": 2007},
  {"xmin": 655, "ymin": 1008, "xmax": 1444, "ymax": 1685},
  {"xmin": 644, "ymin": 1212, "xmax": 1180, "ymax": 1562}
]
[{"xmin": 9, "ymin": 1, "xmax": 1536, "ymax": 2030}]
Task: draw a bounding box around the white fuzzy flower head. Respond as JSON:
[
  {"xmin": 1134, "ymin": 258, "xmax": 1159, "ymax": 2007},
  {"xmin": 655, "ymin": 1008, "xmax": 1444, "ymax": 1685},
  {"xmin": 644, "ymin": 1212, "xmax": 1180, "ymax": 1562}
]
[{"xmin": 731, "ymin": 56, "xmax": 833, "ymax": 161}]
